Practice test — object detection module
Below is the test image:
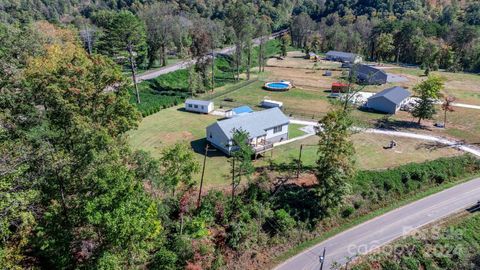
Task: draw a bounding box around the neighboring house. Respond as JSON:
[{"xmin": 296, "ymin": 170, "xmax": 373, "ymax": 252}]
[
  {"xmin": 185, "ymin": 99, "xmax": 214, "ymax": 113},
  {"xmin": 225, "ymin": 105, "xmax": 254, "ymax": 118},
  {"xmin": 366, "ymin": 86, "xmax": 411, "ymax": 114},
  {"xmin": 326, "ymin": 51, "xmax": 362, "ymax": 63},
  {"xmin": 351, "ymin": 64, "xmax": 388, "ymax": 85},
  {"xmin": 206, "ymin": 108, "xmax": 290, "ymax": 155},
  {"xmin": 260, "ymin": 99, "xmax": 283, "ymax": 109}
]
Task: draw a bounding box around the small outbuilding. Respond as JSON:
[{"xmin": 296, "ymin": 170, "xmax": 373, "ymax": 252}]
[
  {"xmin": 185, "ymin": 99, "xmax": 214, "ymax": 114},
  {"xmin": 366, "ymin": 86, "xmax": 411, "ymax": 114},
  {"xmin": 306, "ymin": 52, "xmax": 317, "ymax": 60},
  {"xmin": 326, "ymin": 51, "xmax": 362, "ymax": 63},
  {"xmin": 260, "ymin": 99, "xmax": 283, "ymax": 109},
  {"xmin": 351, "ymin": 64, "xmax": 388, "ymax": 85}
]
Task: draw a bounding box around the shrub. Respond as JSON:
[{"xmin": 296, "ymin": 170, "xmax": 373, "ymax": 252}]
[
  {"xmin": 353, "ymin": 155, "xmax": 480, "ymax": 202},
  {"xmin": 341, "ymin": 206, "xmax": 355, "ymax": 218},
  {"xmin": 151, "ymin": 247, "xmax": 178, "ymax": 270},
  {"xmin": 401, "ymin": 256, "xmax": 419, "ymax": 270},
  {"xmin": 271, "ymin": 209, "xmax": 296, "ymax": 233},
  {"xmin": 227, "ymin": 222, "xmax": 247, "ymax": 250}
]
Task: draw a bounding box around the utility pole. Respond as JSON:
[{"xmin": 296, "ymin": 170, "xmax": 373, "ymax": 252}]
[
  {"xmin": 319, "ymin": 247, "xmax": 326, "ymax": 270},
  {"xmin": 297, "ymin": 144, "xmax": 303, "ymax": 178},
  {"xmin": 297, "ymin": 144, "xmax": 316, "ymax": 178},
  {"xmin": 197, "ymin": 144, "xmax": 209, "ymax": 209}
]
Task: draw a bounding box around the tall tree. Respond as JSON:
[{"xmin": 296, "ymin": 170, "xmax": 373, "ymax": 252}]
[
  {"xmin": 138, "ymin": 3, "xmax": 176, "ymax": 68},
  {"xmin": 16, "ymin": 37, "xmax": 160, "ymax": 268},
  {"xmin": 159, "ymin": 143, "xmax": 200, "ymax": 196},
  {"xmin": 226, "ymin": 1, "xmax": 255, "ymax": 81},
  {"xmin": 190, "ymin": 21, "xmax": 213, "ymax": 89},
  {"xmin": 375, "ymin": 33, "xmax": 394, "ymax": 62},
  {"xmin": 256, "ymin": 17, "xmax": 271, "ymax": 73},
  {"xmin": 290, "ymin": 12, "xmax": 315, "ymax": 48},
  {"xmin": 229, "ymin": 130, "xmax": 254, "ymax": 210},
  {"xmin": 315, "ymin": 109, "xmax": 355, "ymax": 217},
  {"xmin": 279, "ymin": 33, "xmax": 291, "ymax": 57},
  {"xmin": 411, "ymin": 75, "xmax": 444, "ymax": 124},
  {"xmin": 93, "ymin": 10, "xmax": 147, "ymax": 104}
]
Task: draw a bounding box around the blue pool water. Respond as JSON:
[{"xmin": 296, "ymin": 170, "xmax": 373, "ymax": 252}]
[{"xmin": 265, "ymin": 82, "xmax": 290, "ymax": 90}]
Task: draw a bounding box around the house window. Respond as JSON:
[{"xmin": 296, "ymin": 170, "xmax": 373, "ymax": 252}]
[
  {"xmin": 188, "ymin": 104, "xmax": 193, "ymax": 108},
  {"xmin": 273, "ymin": 125, "xmax": 283, "ymax": 133},
  {"xmin": 194, "ymin": 105, "xmax": 198, "ymax": 108}
]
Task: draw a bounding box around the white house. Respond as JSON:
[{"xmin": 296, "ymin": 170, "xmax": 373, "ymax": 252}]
[
  {"xmin": 206, "ymin": 108, "xmax": 289, "ymax": 155},
  {"xmin": 185, "ymin": 99, "xmax": 214, "ymax": 114},
  {"xmin": 260, "ymin": 99, "xmax": 283, "ymax": 109}
]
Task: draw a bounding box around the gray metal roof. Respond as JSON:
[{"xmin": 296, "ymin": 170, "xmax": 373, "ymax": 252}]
[
  {"xmin": 209, "ymin": 108, "xmax": 289, "ymax": 139},
  {"xmin": 368, "ymin": 86, "xmax": 411, "ymax": 105},
  {"xmin": 326, "ymin": 51, "xmax": 358, "ymax": 59},
  {"xmin": 353, "ymin": 64, "xmax": 388, "ymax": 77},
  {"xmin": 185, "ymin": 99, "xmax": 213, "ymax": 106}
]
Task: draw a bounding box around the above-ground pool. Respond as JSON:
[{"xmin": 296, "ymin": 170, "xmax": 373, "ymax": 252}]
[{"xmin": 264, "ymin": 81, "xmax": 292, "ymax": 91}]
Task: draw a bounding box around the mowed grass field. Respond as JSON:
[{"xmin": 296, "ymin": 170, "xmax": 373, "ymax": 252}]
[
  {"xmin": 385, "ymin": 67, "xmax": 480, "ymax": 105},
  {"xmin": 128, "ymin": 106, "xmax": 462, "ymax": 188},
  {"xmin": 270, "ymin": 133, "xmax": 461, "ymax": 170},
  {"xmin": 128, "ymin": 51, "xmax": 478, "ymax": 188}
]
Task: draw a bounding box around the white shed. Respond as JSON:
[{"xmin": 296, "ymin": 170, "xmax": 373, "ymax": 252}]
[
  {"xmin": 260, "ymin": 99, "xmax": 283, "ymax": 109},
  {"xmin": 185, "ymin": 99, "xmax": 214, "ymax": 114}
]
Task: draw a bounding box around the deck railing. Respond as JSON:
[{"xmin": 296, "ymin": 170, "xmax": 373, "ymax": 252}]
[{"xmin": 253, "ymin": 143, "xmax": 274, "ymax": 154}]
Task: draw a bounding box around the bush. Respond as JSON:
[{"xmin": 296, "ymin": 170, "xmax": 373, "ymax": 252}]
[
  {"xmin": 354, "ymin": 155, "xmax": 480, "ymax": 202},
  {"xmin": 227, "ymin": 222, "xmax": 247, "ymax": 250},
  {"xmin": 341, "ymin": 206, "xmax": 355, "ymax": 218},
  {"xmin": 271, "ymin": 209, "xmax": 296, "ymax": 233},
  {"xmin": 151, "ymin": 247, "xmax": 178, "ymax": 270}
]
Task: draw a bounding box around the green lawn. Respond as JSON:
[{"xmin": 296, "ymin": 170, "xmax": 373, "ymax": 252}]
[
  {"xmin": 288, "ymin": 124, "xmax": 308, "ymax": 139},
  {"xmin": 213, "ymin": 80, "xmax": 333, "ymax": 118},
  {"xmin": 128, "ymin": 105, "xmax": 461, "ymax": 188},
  {"xmin": 386, "ymin": 67, "xmax": 480, "ymax": 105}
]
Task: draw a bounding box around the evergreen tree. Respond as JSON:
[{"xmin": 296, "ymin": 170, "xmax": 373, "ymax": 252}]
[{"xmin": 93, "ymin": 10, "xmax": 147, "ymax": 104}]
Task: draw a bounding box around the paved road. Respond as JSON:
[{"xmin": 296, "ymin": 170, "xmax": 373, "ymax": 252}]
[
  {"xmin": 137, "ymin": 30, "xmax": 288, "ymax": 82},
  {"xmin": 274, "ymin": 177, "xmax": 480, "ymax": 270}
]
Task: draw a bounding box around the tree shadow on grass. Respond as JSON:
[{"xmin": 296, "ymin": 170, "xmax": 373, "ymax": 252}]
[
  {"xmin": 416, "ymin": 140, "xmax": 480, "ymax": 151},
  {"xmin": 415, "ymin": 141, "xmax": 455, "ymax": 152},
  {"xmin": 371, "ymin": 115, "xmax": 433, "ymax": 131}
]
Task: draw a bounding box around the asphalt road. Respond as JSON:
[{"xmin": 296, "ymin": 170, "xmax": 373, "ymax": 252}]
[
  {"xmin": 136, "ymin": 30, "xmax": 287, "ymax": 82},
  {"xmin": 274, "ymin": 177, "xmax": 480, "ymax": 270}
]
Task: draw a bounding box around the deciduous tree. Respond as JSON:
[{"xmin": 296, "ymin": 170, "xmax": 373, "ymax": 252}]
[
  {"xmin": 159, "ymin": 143, "xmax": 200, "ymax": 196},
  {"xmin": 411, "ymin": 75, "xmax": 444, "ymax": 124},
  {"xmin": 315, "ymin": 109, "xmax": 355, "ymax": 217}
]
